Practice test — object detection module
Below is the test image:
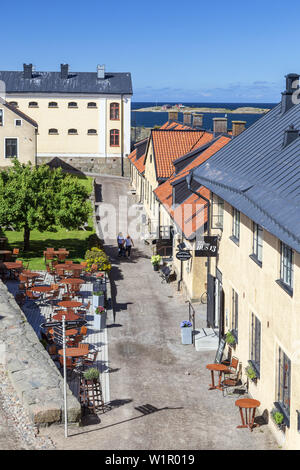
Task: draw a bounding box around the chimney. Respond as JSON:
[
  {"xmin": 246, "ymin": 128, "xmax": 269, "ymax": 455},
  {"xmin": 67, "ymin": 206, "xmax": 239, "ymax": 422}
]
[
  {"xmin": 60, "ymin": 64, "xmax": 69, "ymax": 79},
  {"xmin": 97, "ymin": 64, "xmax": 105, "ymax": 79},
  {"xmin": 192, "ymin": 113, "xmax": 203, "ymax": 128},
  {"xmin": 283, "ymin": 124, "xmax": 299, "ymax": 147},
  {"xmin": 23, "ymin": 63, "xmax": 33, "ymax": 79},
  {"xmin": 232, "ymin": 120, "xmax": 246, "ymax": 137},
  {"xmin": 281, "ymin": 73, "xmax": 300, "ymax": 114},
  {"xmin": 168, "ymin": 111, "xmax": 178, "ymax": 121},
  {"xmin": 213, "ymin": 117, "xmax": 227, "ymax": 135},
  {"xmin": 183, "ymin": 112, "xmax": 192, "ymax": 125}
]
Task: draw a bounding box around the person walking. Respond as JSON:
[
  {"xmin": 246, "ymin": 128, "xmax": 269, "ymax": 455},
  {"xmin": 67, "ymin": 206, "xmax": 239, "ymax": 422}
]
[
  {"xmin": 117, "ymin": 232, "xmax": 125, "ymax": 257},
  {"xmin": 125, "ymin": 235, "xmax": 134, "ymax": 258}
]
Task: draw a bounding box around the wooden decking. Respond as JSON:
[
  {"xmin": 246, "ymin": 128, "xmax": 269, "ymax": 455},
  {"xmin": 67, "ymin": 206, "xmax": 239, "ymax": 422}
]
[{"xmin": 6, "ymin": 272, "xmax": 109, "ymax": 405}]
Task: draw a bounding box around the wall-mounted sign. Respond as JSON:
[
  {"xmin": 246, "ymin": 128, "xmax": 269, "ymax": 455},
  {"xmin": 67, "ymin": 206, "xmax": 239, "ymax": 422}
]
[
  {"xmin": 176, "ymin": 250, "xmax": 192, "ymax": 261},
  {"xmin": 195, "ymin": 236, "xmax": 218, "ymax": 257}
]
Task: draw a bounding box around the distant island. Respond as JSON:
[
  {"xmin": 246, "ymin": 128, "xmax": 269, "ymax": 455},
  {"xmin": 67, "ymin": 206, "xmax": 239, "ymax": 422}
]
[{"xmin": 135, "ymin": 105, "xmax": 270, "ymax": 114}]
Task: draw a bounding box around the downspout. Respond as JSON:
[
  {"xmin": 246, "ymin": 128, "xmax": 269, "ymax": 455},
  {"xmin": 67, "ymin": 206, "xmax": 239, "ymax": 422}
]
[{"xmin": 120, "ymin": 94, "xmax": 124, "ymax": 177}]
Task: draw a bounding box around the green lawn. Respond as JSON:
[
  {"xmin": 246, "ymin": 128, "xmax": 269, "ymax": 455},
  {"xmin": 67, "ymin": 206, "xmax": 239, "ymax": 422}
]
[{"xmin": 3, "ymin": 176, "xmax": 95, "ymax": 270}]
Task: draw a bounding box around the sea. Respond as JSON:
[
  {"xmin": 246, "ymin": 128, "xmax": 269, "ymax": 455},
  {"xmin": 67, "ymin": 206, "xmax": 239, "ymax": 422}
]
[{"xmin": 131, "ymin": 102, "xmax": 277, "ymax": 131}]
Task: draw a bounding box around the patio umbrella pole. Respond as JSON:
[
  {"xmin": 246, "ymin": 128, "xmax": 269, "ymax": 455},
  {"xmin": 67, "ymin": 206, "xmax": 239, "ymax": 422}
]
[{"xmin": 62, "ymin": 315, "xmax": 68, "ymax": 438}]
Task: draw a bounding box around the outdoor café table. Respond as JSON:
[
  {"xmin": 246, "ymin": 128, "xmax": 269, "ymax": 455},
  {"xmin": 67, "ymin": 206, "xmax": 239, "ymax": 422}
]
[
  {"xmin": 21, "ymin": 271, "xmax": 41, "ymax": 287},
  {"xmin": 53, "ymin": 311, "xmax": 80, "ymax": 321},
  {"xmin": 30, "ymin": 285, "xmax": 53, "ymax": 300},
  {"xmin": 56, "ymin": 264, "xmax": 82, "ymax": 271},
  {"xmin": 58, "ymin": 345, "xmax": 89, "ymax": 358},
  {"xmin": 58, "ymin": 300, "xmax": 83, "ymax": 309},
  {"xmin": 43, "ymin": 250, "xmax": 69, "ymax": 257},
  {"xmin": 3, "ymin": 261, "xmax": 22, "ymax": 279},
  {"xmin": 59, "ymin": 277, "xmax": 84, "ymax": 293},
  {"xmin": 206, "ymin": 363, "xmax": 231, "ymax": 391},
  {"xmin": 235, "ymin": 398, "xmax": 261, "ymax": 431},
  {"xmin": 0, "ymin": 250, "xmax": 12, "ymax": 261}
]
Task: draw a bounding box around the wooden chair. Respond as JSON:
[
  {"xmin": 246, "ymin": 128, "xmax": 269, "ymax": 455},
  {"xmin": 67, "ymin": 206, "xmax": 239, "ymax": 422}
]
[
  {"xmin": 25, "ymin": 289, "xmax": 41, "ymax": 303},
  {"xmin": 226, "ymin": 356, "xmax": 239, "ymax": 375},
  {"xmin": 222, "ymin": 363, "xmax": 243, "ymax": 397},
  {"xmin": 12, "ymin": 248, "xmax": 20, "ymax": 261},
  {"xmin": 65, "ymin": 260, "xmax": 73, "ymax": 265},
  {"xmin": 82, "ymin": 351, "xmax": 98, "ymax": 369},
  {"xmin": 80, "ymin": 326, "xmax": 88, "ymax": 337}
]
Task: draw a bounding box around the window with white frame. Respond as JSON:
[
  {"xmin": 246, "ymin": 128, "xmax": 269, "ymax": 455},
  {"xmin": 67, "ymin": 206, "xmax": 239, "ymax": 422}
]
[
  {"xmin": 250, "ymin": 313, "xmax": 261, "ymax": 377},
  {"xmin": 5, "ymin": 138, "xmax": 18, "ymax": 158},
  {"xmin": 15, "ymin": 119, "xmax": 22, "ymax": 127},
  {"xmin": 232, "ymin": 207, "xmax": 240, "ymax": 242},
  {"xmin": 276, "ymin": 347, "xmax": 291, "ymax": 425},
  {"xmin": 280, "ymin": 242, "xmax": 293, "ymax": 290},
  {"xmin": 252, "ymin": 222, "xmax": 263, "ymax": 264},
  {"xmin": 211, "ymin": 195, "xmax": 224, "ymax": 229}
]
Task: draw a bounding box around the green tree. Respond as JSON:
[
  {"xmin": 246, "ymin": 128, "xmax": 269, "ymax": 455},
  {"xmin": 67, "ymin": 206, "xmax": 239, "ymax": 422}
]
[{"xmin": 0, "ymin": 160, "xmax": 91, "ymax": 251}]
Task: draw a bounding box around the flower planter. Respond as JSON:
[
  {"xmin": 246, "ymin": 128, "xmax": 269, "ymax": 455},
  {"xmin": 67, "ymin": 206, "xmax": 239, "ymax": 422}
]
[
  {"xmin": 93, "ymin": 312, "xmax": 101, "ymax": 330},
  {"xmin": 92, "ymin": 294, "xmax": 105, "ymax": 309},
  {"xmin": 181, "ymin": 326, "xmax": 193, "ymax": 344},
  {"xmin": 100, "ymin": 311, "xmax": 107, "ymax": 330},
  {"xmin": 153, "ymin": 264, "xmax": 159, "ymax": 271}
]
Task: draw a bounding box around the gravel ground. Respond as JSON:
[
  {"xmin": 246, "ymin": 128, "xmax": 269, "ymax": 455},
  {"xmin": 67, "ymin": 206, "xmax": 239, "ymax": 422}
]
[{"xmin": 0, "ymin": 366, "xmax": 55, "ymax": 450}]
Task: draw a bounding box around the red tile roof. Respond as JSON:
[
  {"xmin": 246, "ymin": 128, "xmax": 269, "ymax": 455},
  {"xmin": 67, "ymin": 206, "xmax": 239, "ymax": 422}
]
[
  {"xmin": 150, "ymin": 129, "xmax": 214, "ymax": 179},
  {"xmin": 128, "ymin": 121, "xmax": 194, "ymax": 175},
  {"xmin": 154, "ymin": 136, "xmax": 231, "ymax": 238}
]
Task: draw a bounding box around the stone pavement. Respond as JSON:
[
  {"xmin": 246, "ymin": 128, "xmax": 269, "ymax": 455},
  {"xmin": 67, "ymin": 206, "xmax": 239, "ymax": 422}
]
[{"xmin": 43, "ymin": 176, "xmax": 279, "ymax": 450}]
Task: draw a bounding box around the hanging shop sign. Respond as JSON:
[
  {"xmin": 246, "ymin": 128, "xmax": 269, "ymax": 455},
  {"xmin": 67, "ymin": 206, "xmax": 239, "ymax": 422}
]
[
  {"xmin": 176, "ymin": 250, "xmax": 192, "ymax": 261},
  {"xmin": 195, "ymin": 236, "xmax": 218, "ymax": 257}
]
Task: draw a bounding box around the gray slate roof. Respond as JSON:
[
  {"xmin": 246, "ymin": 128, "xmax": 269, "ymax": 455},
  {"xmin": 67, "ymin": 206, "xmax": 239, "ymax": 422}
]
[
  {"xmin": 193, "ymin": 102, "xmax": 300, "ymax": 253},
  {"xmin": 0, "ymin": 71, "xmax": 132, "ymax": 95}
]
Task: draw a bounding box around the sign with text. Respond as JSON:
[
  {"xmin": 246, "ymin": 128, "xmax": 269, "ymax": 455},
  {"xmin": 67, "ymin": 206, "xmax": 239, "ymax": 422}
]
[
  {"xmin": 195, "ymin": 236, "xmax": 218, "ymax": 257},
  {"xmin": 176, "ymin": 250, "xmax": 192, "ymax": 261}
]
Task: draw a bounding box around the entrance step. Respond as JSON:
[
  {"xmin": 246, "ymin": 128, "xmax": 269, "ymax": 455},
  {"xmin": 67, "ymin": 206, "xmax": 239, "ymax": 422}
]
[{"xmin": 194, "ymin": 328, "xmax": 219, "ymax": 352}]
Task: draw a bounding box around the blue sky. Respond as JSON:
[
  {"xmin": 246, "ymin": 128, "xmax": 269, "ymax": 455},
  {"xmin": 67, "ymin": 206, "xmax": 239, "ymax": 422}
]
[{"xmin": 1, "ymin": 0, "xmax": 299, "ymax": 102}]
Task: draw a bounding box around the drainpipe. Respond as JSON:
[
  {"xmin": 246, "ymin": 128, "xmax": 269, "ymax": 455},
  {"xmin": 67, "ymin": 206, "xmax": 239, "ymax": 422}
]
[{"xmin": 120, "ymin": 94, "xmax": 124, "ymax": 177}]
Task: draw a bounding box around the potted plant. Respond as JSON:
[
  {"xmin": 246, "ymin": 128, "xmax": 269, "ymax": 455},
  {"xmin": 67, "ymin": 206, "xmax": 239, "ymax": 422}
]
[
  {"xmin": 245, "ymin": 364, "xmax": 257, "ymax": 383},
  {"xmin": 82, "ymin": 367, "xmax": 100, "ymax": 385},
  {"xmin": 151, "ymin": 255, "xmax": 161, "ymax": 271},
  {"xmin": 92, "ymin": 290, "xmax": 105, "ymax": 308},
  {"xmin": 225, "ymin": 331, "xmax": 236, "ymax": 346},
  {"xmin": 271, "ymin": 409, "xmax": 285, "ymax": 431},
  {"xmin": 180, "ymin": 320, "xmax": 193, "ymax": 345}
]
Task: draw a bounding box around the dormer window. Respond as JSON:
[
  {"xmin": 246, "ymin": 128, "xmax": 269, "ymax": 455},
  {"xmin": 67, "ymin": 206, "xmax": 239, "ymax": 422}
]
[
  {"xmin": 68, "ymin": 102, "xmax": 78, "ymax": 108},
  {"xmin": 110, "ymin": 102, "xmax": 120, "ymax": 120},
  {"xmin": 87, "ymin": 129, "xmax": 97, "ymax": 135},
  {"xmin": 28, "ymin": 101, "xmax": 38, "ymax": 108},
  {"xmin": 9, "ymin": 101, "xmax": 18, "ymax": 107},
  {"xmin": 49, "ymin": 128, "xmax": 58, "ymax": 135},
  {"xmin": 87, "ymin": 102, "xmax": 97, "ymax": 108},
  {"xmin": 49, "ymin": 102, "xmax": 58, "ymax": 108},
  {"xmin": 68, "ymin": 128, "xmax": 78, "ymax": 135}
]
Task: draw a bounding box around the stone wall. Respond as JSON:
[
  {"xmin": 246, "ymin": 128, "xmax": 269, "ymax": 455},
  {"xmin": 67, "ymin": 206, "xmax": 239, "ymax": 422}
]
[
  {"xmin": 37, "ymin": 156, "xmax": 130, "ymax": 178},
  {"xmin": 0, "ymin": 283, "xmax": 81, "ymax": 425}
]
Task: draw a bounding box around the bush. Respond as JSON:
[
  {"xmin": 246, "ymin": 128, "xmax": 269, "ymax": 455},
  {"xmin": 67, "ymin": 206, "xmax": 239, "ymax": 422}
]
[
  {"xmin": 151, "ymin": 255, "xmax": 161, "ymax": 265},
  {"xmin": 245, "ymin": 365, "xmax": 257, "ymax": 380},
  {"xmin": 271, "ymin": 410, "xmax": 284, "ymax": 425},
  {"xmin": 83, "ymin": 367, "xmax": 100, "ymax": 381},
  {"xmin": 85, "ymin": 246, "xmax": 111, "ymax": 271},
  {"xmin": 225, "ymin": 331, "xmax": 236, "ymax": 345},
  {"xmin": 87, "ymin": 233, "xmax": 104, "ymax": 250}
]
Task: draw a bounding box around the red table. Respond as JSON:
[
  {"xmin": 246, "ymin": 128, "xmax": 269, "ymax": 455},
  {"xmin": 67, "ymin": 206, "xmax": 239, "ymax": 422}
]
[
  {"xmin": 30, "ymin": 285, "xmax": 53, "ymax": 293},
  {"xmin": 59, "ymin": 278, "xmax": 84, "ymax": 285},
  {"xmin": 206, "ymin": 364, "xmax": 231, "ymax": 391},
  {"xmin": 53, "ymin": 311, "xmax": 80, "ymax": 321},
  {"xmin": 58, "ymin": 345, "xmax": 89, "ymax": 357},
  {"xmin": 235, "ymin": 398, "xmax": 261, "ymax": 431},
  {"xmin": 58, "ymin": 300, "xmax": 83, "ymax": 309}
]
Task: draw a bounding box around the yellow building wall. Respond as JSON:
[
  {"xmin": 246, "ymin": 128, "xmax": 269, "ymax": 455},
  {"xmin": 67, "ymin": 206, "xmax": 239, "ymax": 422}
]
[
  {"xmin": 6, "ymin": 95, "xmax": 123, "ymax": 156},
  {"xmin": 0, "ymin": 105, "xmax": 36, "ymax": 166},
  {"xmin": 211, "ymin": 201, "xmax": 300, "ymax": 450}
]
